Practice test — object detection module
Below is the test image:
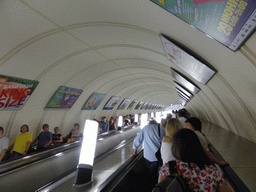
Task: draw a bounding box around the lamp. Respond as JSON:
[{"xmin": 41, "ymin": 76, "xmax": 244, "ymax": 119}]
[{"xmin": 73, "ymin": 120, "xmax": 98, "ymax": 186}]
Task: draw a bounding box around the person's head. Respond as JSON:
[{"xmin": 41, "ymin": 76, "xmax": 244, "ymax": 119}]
[
  {"xmin": 109, "ymin": 117, "xmax": 114, "ymax": 123},
  {"xmin": 163, "ymin": 118, "xmax": 183, "ymax": 142},
  {"xmin": 172, "ymin": 129, "xmax": 211, "ymax": 169},
  {"xmin": 160, "ymin": 118, "xmax": 167, "ymax": 128},
  {"xmin": 149, "ymin": 119, "xmax": 157, "ymax": 125},
  {"xmin": 74, "ymin": 123, "xmax": 79, "ymax": 129},
  {"xmin": 178, "ymin": 110, "xmax": 187, "ymax": 118},
  {"xmin": 20, "ymin": 124, "xmax": 29, "ymax": 133},
  {"xmin": 0, "ymin": 127, "xmax": 4, "ymax": 136},
  {"xmin": 185, "ymin": 117, "xmax": 202, "ymax": 132},
  {"xmin": 42, "ymin": 124, "xmax": 49, "ymax": 132},
  {"xmin": 54, "ymin": 127, "xmax": 59, "ymax": 134},
  {"xmin": 166, "ymin": 114, "xmax": 172, "ymax": 120}
]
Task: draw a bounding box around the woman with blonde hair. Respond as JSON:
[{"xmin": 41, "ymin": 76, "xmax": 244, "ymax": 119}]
[{"xmin": 160, "ymin": 118, "xmax": 183, "ymax": 164}]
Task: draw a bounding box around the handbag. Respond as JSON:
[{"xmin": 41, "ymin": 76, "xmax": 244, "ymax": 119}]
[{"xmin": 155, "ymin": 124, "xmax": 163, "ymax": 166}]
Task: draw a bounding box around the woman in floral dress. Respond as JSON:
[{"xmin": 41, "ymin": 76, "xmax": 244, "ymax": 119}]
[{"xmin": 158, "ymin": 129, "xmax": 233, "ymax": 192}]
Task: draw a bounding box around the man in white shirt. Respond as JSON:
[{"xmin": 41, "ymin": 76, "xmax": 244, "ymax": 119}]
[{"xmin": 0, "ymin": 127, "xmax": 9, "ymax": 162}]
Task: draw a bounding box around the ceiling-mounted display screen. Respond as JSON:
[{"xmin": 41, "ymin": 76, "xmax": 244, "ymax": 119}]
[
  {"xmin": 177, "ymin": 91, "xmax": 190, "ymax": 102},
  {"xmin": 45, "ymin": 86, "xmax": 83, "ymax": 109},
  {"xmin": 152, "ymin": 1, "xmax": 256, "ymax": 52},
  {"xmin": 141, "ymin": 102, "xmax": 148, "ymax": 110},
  {"xmin": 135, "ymin": 101, "xmax": 144, "ymax": 110},
  {"xmin": 127, "ymin": 100, "xmax": 138, "ymax": 110},
  {"xmin": 0, "ymin": 75, "xmax": 39, "ymax": 110},
  {"xmin": 117, "ymin": 98, "xmax": 131, "ymax": 110},
  {"xmin": 171, "ymin": 68, "xmax": 201, "ymax": 94},
  {"xmin": 103, "ymin": 96, "xmax": 120, "ymax": 110},
  {"xmin": 82, "ymin": 92, "xmax": 106, "ymax": 110},
  {"xmin": 160, "ymin": 34, "xmax": 217, "ymax": 84},
  {"xmin": 174, "ymin": 81, "xmax": 194, "ymax": 98}
]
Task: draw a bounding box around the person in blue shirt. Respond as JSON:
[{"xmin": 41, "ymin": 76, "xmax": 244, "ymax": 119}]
[
  {"xmin": 131, "ymin": 119, "xmax": 165, "ymax": 187},
  {"xmin": 100, "ymin": 117, "xmax": 109, "ymax": 133},
  {"xmin": 32, "ymin": 124, "xmax": 52, "ymax": 152}
]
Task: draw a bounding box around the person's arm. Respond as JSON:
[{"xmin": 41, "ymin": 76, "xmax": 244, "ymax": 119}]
[
  {"xmin": 218, "ymin": 183, "xmax": 234, "ymax": 192},
  {"xmin": 57, "ymin": 136, "xmax": 63, "ymax": 143},
  {"xmin": 158, "ymin": 174, "xmax": 165, "ymax": 183},
  {"xmin": 0, "ymin": 149, "xmax": 7, "ymax": 162},
  {"xmin": 114, "ymin": 123, "xmax": 117, "ymax": 130},
  {"xmin": 21, "ymin": 141, "xmax": 31, "ymax": 156},
  {"xmin": 7, "ymin": 143, "xmax": 14, "ymax": 152},
  {"xmin": 130, "ymin": 149, "xmax": 137, "ymax": 157},
  {"xmin": 31, "ymin": 137, "xmax": 38, "ymax": 145},
  {"xmin": 44, "ymin": 140, "xmax": 52, "ymax": 148},
  {"xmin": 130, "ymin": 129, "xmax": 144, "ymax": 157},
  {"xmin": 205, "ymin": 149, "xmax": 229, "ymax": 165}
]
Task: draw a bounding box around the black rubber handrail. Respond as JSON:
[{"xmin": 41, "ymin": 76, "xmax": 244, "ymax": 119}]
[
  {"xmin": 208, "ymin": 144, "xmax": 250, "ymax": 192},
  {"xmin": 0, "ymin": 124, "xmax": 137, "ymax": 175},
  {"xmin": 98, "ymin": 149, "xmax": 144, "ymax": 192}
]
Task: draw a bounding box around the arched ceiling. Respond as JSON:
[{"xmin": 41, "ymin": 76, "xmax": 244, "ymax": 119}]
[{"xmin": 0, "ymin": 0, "xmax": 256, "ymax": 143}]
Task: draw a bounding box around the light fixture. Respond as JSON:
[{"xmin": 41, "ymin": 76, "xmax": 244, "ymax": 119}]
[
  {"xmin": 73, "ymin": 120, "xmax": 98, "ymax": 187},
  {"xmin": 134, "ymin": 114, "xmax": 138, "ymax": 122},
  {"xmin": 118, "ymin": 116, "xmax": 123, "ymax": 127}
]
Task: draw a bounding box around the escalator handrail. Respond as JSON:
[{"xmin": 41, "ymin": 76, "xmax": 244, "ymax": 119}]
[
  {"xmin": 97, "ymin": 149, "xmax": 144, "ymax": 192},
  {"xmin": 208, "ymin": 143, "xmax": 250, "ymax": 192},
  {"xmin": 0, "ymin": 124, "xmax": 138, "ymax": 175}
]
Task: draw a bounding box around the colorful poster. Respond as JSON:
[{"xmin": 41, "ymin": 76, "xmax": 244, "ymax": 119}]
[
  {"xmin": 151, "ymin": 0, "xmax": 256, "ymax": 51},
  {"xmin": 0, "ymin": 75, "xmax": 39, "ymax": 110},
  {"xmin": 82, "ymin": 92, "xmax": 106, "ymax": 110},
  {"xmin": 135, "ymin": 101, "xmax": 144, "ymax": 110},
  {"xmin": 103, "ymin": 96, "xmax": 121, "ymax": 110},
  {"xmin": 45, "ymin": 86, "xmax": 83, "ymax": 109},
  {"xmin": 127, "ymin": 100, "xmax": 138, "ymax": 110},
  {"xmin": 117, "ymin": 98, "xmax": 131, "ymax": 110}
]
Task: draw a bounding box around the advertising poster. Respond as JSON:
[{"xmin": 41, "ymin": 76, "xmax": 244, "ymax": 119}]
[
  {"xmin": 127, "ymin": 100, "xmax": 138, "ymax": 110},
  {"xmin": 103, "ymin": 96, "xmax": 121, "ymax": 110},
  {"xmin": 135, "ymin": 101, "xmax": 144, "ymax": 110},
  {"xmin": 151, "ymin": 0, "xmax": 256, "ymax": 51},
  {"xmin": 0, "ymin": 75, "xmax": 39, "ymax": 110},
  {"xmin": 161, "ymin": 35, "xmax": 217, "ymax": 85},
  {"xmin": 118, "ymin": 98, "xmax": 131, "ymax": 110},
  {"xmin": 82, "ymin": 92, "xmax": 106, "ymax": 110},
  {"xmin": 145, "ymin": 103, "xmax": 151, "ymax": 110},
  {"xmin": 45, "ymin": 86, "xmax": 83, "ymax": 109},
  {"xmin": 141, "ymin": 102, "xmax": 148, "ymax": 110}
]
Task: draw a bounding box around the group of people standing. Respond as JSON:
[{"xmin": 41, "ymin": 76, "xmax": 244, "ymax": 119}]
[
  {"xmin": 99, "ymin": 114, "xmax": 135, "ymax": 133},
  {"xmin": 131, "ymin": 109, "xmax": 233, "ymax": 192},
  {"xmin": 0, "ymin": 123, "xmax": 81, "ymax": 162}
]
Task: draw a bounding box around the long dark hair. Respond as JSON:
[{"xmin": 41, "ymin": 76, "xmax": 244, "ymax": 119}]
[{"xmin": 172, "ymin": 129, "xmax": 211, "ymax": 169}]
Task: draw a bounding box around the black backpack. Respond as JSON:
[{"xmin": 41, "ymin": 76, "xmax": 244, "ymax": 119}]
[{"xmin": 152, "ymin": 161, "xmax": 191, "ymax": 192}]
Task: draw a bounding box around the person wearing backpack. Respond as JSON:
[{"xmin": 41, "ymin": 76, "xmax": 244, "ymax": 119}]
[{"xmin": 159, "ymin": 129, "xmax": 233, "ymax": 192}]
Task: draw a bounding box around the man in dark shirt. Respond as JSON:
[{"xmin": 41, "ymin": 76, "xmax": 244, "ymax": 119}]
[{"xmin": 32, "ymin": 124, "xmax": 52, "ymax": 152}]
